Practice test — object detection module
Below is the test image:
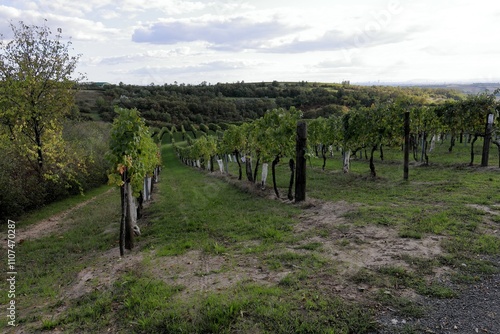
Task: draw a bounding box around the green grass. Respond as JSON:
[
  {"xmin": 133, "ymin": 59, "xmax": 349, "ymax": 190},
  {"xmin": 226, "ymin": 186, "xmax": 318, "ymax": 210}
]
[
  {"xmin": 9, "ymin": 184, "xmax": 113, "ymax": 228},
  {"xmin": 4, "ymin": 138, "xmax": 500, "ymax": 333},
  {"xmin": 374, "ymin": 289, "xmax": 426, "ymax": 318},
  {"xmin": 0, "ymin": 186, "xmax": 121, "ymax": 330}
]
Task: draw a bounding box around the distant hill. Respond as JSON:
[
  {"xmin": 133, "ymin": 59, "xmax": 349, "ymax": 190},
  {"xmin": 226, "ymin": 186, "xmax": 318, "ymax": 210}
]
[
  {"xmin": 358, "ymin": 81, "xmax": 500, "ymax": 95},
  {"xmin": 417, "ymin": 82, "xmax": 500, "ymax": 95},
  {"xmin": 75, "ymin": 81, "xmax": 466, "ymax": 128}
]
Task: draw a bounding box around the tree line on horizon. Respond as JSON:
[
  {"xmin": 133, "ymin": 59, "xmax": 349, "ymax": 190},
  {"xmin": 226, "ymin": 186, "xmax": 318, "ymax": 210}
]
[{"xmin": 77, "ymin": 80, "xmax": 465, "ymax": 129}]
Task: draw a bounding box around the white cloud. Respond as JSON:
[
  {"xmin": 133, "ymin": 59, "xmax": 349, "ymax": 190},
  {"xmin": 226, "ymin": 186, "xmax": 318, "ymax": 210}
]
[
  {"xmin": 2, "ymin": 0, "xmax": 500, "ymax": 84},
  {"xmin": 0, "ymin": 5, "xmax": 122, "ymax": 41},
  {"xmin": 129, "ymin": 60, "xmax": 250, "ymax": 76},
  {"xmin": 260, "ymin": 28, "xmax": 410, "ymax": 53},
  {"xmin": 132, "ymin": 15, "xmax": 304, "ymax": 51},
  {"xmin": 94, "ymin": 48, "xmax": 193, "ymax": 65}
]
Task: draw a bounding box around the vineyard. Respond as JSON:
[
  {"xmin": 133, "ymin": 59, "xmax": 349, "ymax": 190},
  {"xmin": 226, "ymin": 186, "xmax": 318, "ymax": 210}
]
[
  {"xmin": 2, "ymin": 20, "xmax": 500, "ymax": 333},
  {"xmin": 171, "ymin": 89, "xmax": 500, "ymax": 203},
  {"xmin": 3, "ymin": 127, "xmax": 500, "ymax": 332}
]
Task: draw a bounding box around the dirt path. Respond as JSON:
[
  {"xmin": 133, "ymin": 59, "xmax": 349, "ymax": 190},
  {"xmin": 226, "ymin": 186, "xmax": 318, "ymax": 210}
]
[{"xmin": 17, "ymin": 188, "xmax": 115, "ymax": 241}]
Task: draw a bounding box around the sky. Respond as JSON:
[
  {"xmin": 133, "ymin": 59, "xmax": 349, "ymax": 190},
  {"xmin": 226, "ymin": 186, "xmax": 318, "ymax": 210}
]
[{"xmin": 0, "ymin": 0, "xmax": 499, "ymax": 85}]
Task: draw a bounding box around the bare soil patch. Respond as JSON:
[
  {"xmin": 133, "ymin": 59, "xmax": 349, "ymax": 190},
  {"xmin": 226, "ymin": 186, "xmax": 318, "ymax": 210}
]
[
  {"xmin": 65, "ymin": 248, "xmax": 144, "ymax": 300},
  {"xmin": 148, "ymin": 250, "xmax": 290, "ymax": 297},
  {"xmin": 295, "ymin": 199, "xmax": 446, "ymax": 300},
  {"xmin": 467, "ymin": 203, "xmax": 500, "ymax": 236}
]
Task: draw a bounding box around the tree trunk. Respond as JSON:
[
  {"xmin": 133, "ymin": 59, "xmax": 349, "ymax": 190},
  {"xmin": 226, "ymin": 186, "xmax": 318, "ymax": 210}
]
[
  {"xmin": 424, "ymin": 140, "xmax": 429, "ymax": 165},
  {"xmin": 493, "ymin": 139, "xmax": 500, "ymax": 168},
  {"xmin": 470, "ymin": 134, "xmax": 478, "ymax": 166},
  {"xmin": 32, "ymin": 118, "xmax": 44, "ymax": 173},
  {"xmin": 253, "ymin": 153, "xmax": 260, "ymax": 184},
  {"xmin": 449, "ymin": 135, "xmax": 455, "ymax": 153},
  {"xmin": 321, "ymin": 145, "xmax": 327, "ymax": 170},
  {"xmin": 295, "ymin": 122, "xmax": 307, "ymax": 202},
  {"xmin": 420, "ymin": 132, "xmax": 426, "ymax": 163},
  {"xmin": 287, "ymin": 159, "xmax": 295, "ymax": 200},
  {"xmin": 481, "ymin": 113, "xmax": 494, "ymax": 167},
  {"xmin": 411, "ymin": 135, "xmax": 418, "ymax": 161},
  {"xmin": 245, "ymin": 155, "xmax": 253, "ymax": 182},
  {"xmin": 235, "ymin": 150, "xmax": 242, "ymax": 180},
  {"xmin": 136, "ymin": 190, "xmax": 144, "ymax": 219},
  {"xmin": 272, "ymin": 155, "xmax": 280, "ymax": 198},
  {"xmin": 379, "ymin": 144, "xmax": 384, "ymax": 161},
  {"xmin": 369, "ymin": 145, "xmax": 377, "ymax": 178}
]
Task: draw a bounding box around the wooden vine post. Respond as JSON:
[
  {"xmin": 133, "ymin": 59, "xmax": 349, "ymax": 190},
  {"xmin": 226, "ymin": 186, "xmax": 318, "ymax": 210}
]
[
  {"xmin": 403, "ymin": 111, "xmax": 410, "ymax": 181},
  {"xmin": 119, "ymin": 167, "xmax": 127, "ymax": 256},
  {"xmin": 481, "ymin": 113, "xmax": 494, "ymax": 167},
  {"xmin": 295, "ymin": 121, "xmax": 307, "ymax": 202}
]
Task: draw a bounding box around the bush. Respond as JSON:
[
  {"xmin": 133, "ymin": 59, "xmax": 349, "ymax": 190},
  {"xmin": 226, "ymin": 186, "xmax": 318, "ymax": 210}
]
[
  {"xmin": 63, "ymin": 121, "xmax": 112, "ymax": 190},
  {"xmin": 0, "ymin": 149, "xmax": 45, "ymax": 220},
  {"xmin": 0, "ymin": 121, "xmax": 112, "ymax": 222}
]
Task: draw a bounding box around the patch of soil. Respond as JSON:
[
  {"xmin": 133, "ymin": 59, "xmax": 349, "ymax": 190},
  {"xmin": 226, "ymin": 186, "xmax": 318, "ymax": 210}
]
[
  {"xmin": 64, "ymin": 248, "xmax": 144, "ymax": 300},
  {"xmin": 467, "ymin": 203, "xmax": 500, "ymax": 216},
  {"xmin": 149, "ymin": 250, "xmax": 290, "ymax": 297},
  {"xmin": 467, "ymin": 204, "xmax": 500, "ymax": 237},
  {"xmin": 295, "ymin": 199, "xmax": 446, "ymax": 300}
]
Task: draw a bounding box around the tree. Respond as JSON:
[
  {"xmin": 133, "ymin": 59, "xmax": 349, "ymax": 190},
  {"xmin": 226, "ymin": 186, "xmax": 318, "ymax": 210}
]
[
  {"xmin": 107, "ymin": 107, "xmax": 160, "ymax": 255},
  {"xmin": 0, "ymin": 20, "xmax": 83, "ymax": 178},
  {"xmin": 257, "ymin": 107, "xmax": 302, "ymax": 198},
  {"xmin": 410, "ymin": 105, "xmax": 442, "ymax": 165},
  {"xmin": 435, "ymin": 100, "xmax": 462, "ymax": 152},
  {"xmin": 220, "ymin": 124, "xmax": 245, "ymax": 180},
  {"xmin": 460, "ymin": 92, "xmax": 498, "ymax": 166},
  {"xmin": 308, "ymin": 117, "xmax": 328, "ymax": 168}
]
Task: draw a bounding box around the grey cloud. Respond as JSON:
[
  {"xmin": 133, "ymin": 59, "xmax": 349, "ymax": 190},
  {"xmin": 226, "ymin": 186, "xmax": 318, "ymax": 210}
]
[
  {"xmin": 98, "ymin": 49, "xmax": 190, "ymax": 65},
  {"xmin": 129, "ymin": 60, "xmax": 248, "ymax": 76},
  {"xmin": 315, "ymin": 57, "xmax": 363, "ymax": 69},
  {"xmin": 132, "ymin": 17, "xmax": 304, "ymax": 51},
  {"xmin": 262, "ymin": 28, "xmax": 412, "ymax": 53}
]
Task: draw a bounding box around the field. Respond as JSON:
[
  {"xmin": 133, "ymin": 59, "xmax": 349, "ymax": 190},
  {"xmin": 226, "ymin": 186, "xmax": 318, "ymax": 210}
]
[{"xmin": 1, "ymin": 138, "xmax": 500, "ymax": 333}]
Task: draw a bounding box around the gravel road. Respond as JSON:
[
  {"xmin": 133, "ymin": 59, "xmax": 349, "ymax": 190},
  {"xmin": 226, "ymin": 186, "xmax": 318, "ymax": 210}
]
[{"xmin": 376, "ymin": 259, "xmax": 500, "ymax": 333}]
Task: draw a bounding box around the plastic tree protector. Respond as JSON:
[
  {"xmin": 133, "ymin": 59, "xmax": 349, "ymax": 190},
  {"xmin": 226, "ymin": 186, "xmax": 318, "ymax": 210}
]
[
  {"xmin": 217, "ymin": 159, "xmax": 224, "ymax": 173},
  {"xmin": 261, "ymin": 163, "xmax": 268, "ymax": 187}
]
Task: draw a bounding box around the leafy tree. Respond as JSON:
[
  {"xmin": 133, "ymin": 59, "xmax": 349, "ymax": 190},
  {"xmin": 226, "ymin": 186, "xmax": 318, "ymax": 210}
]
[
  {"xmin": 192, "ymin": 135, "xmax": 218, "ymax": 171},
  {"xmin": 107, "ymin": 107, "xmax": 160, "ymax": 255},
  {"xmin": 0, "ymin": 20, "xmax": 83, "ymax": 179},
  {"xmin": 240, "ymin": 121, "xmax": 258, "ymax": 182},
  {"xmin": 409, "ymin": 105, "xmax": 442, "ymax": 164},
  {"xmin": 459, "ymin": 91, "xmax": 499, "ymax": 165},
  {"xmin": 220, "ymin": 124, "xmax": 245, "ymax": 180},
  {"xmin": 308, "ymin": 117, "xmax": 329, "ymax": 169},
  {"xmin": 435, "ymin": 100, "xmax": 463, "ymax": 152},
  {"xmin": 257, "ymin": 107, "xmax": 302, "ymax": 198}
]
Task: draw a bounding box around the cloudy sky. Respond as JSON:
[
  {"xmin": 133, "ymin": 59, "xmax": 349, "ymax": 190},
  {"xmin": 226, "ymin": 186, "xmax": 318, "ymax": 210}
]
[{"xmin": 1, "ymin": 0, "xmax": 499, "ymax": 85}]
